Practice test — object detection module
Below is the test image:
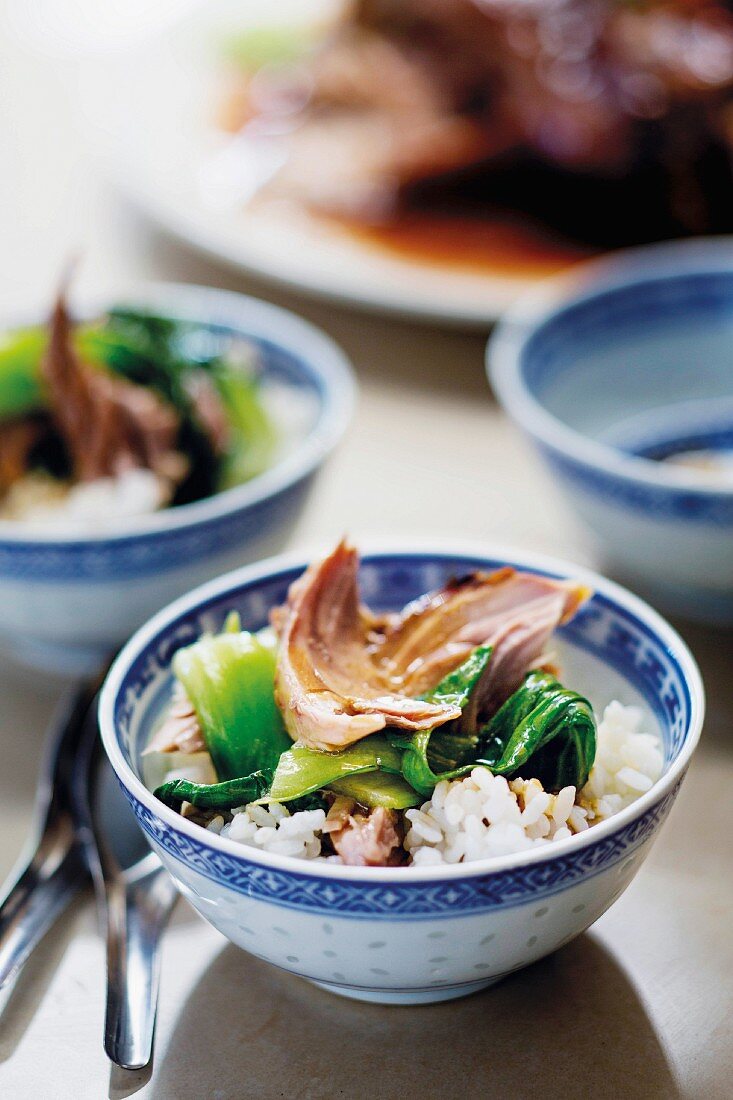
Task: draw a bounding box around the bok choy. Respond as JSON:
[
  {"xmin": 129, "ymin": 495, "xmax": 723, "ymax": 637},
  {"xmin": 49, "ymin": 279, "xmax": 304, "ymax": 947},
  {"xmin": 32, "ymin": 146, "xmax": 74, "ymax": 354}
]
[
  {"xmin": 155, "ymin": 770, "xmax": 272, "ymax": 811},
  {"xmin": 0, "ymin": 329, "xmax": 45, "ymax": 418},
  {"xmin": 477, "ymin": 671, "xmax": 596, "ymax": 790},
  {"xmin": 327, "ymin": 773, "xmax": 420, "ymax": 809},
  {"xmin": 389, "ymin": 646, "xmax": 493, "ymax": 797},
  {"xmin": 173, "ymin": 617, "xmax": 291, "ymax": 782},
  {"xmin": 154, "ymin": 637, "xmax": 596, "ymax": 818},
  {"xmin": 267, "ymin": 736, "xmax": 405, "ymax": 802}
]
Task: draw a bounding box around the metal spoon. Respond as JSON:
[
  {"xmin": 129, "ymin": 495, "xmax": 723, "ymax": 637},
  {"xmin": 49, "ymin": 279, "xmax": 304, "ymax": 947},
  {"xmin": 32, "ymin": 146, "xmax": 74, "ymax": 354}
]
[
  {"xmin": 0, "ymin": 681, "xmax": 98, "ymax": 993},
  {"xmin": 0, "ymin": 673, "xmax": 179, "ymax": 1069},
  {"xmin": 85, "ymin": 746, "xmax": 179, "ymax": 1071}
]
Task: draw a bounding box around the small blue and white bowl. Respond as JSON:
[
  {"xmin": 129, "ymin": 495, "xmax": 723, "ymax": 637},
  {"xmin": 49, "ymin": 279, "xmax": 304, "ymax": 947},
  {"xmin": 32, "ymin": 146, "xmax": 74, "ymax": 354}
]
[
  {"xmin": 99, "ymin": 544, "xmax": 703, "ymax": 1006},
  {"xmin": 0, "ymin": 284, "xmax": 355, "ymax": 671},
  {"xmin": 487, "ymin": 239, "xmax": 733, "ymax": 624}
]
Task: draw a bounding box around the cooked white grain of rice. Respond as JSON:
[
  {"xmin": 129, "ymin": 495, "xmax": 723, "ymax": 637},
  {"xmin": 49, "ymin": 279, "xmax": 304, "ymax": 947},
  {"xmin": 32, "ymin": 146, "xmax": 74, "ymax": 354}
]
[
  {"xmin": 220, "ymin": 803, "xmax": 326, "ymax": 860},
  {"xmin": 0, "ymin": 468, "xmax": 168, "ymax": 528},
  {"xmin": 162, "ymin": 701, "xmax": 664, "ymax": 864},
  {"xmin": 405, "ymin": 701, "xmax": 664, "ymax": 865}
]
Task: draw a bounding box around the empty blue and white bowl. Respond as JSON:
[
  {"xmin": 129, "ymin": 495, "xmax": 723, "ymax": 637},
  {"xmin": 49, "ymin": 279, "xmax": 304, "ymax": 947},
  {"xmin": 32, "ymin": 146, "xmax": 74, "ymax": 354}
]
[
  {"xmin": 488, "ymin": 239, "xmax": 733, "ymax": 624},
  {"xmin": 0, "ymin": 284, "xmax": 355, "ymax": 670},
  {"xmin": 99, "ymin": 544, "xmax": 703, "ymax": 1006}
]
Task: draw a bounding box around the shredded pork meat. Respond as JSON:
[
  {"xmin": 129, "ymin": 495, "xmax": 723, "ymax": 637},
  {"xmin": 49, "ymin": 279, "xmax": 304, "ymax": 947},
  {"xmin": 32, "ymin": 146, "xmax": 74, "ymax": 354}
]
[
  {"xmin": 272, "ymin": 541, "xmax": 464, "ymax": 751},
  {"xmin": 144, "ymin": 683, "xmax": 206, "ymax": 756},
  {"xmin": 41, "ymin": 292, "xmax": 187, "ymax": 492},
  {"xmin": 272, "ymin": 540, "xmax": 590, "ymax": 751},
  {"xmin": 0, "ymin": 419, "xmax": 43, "ymax": 495},
  {"xmin": 326, "ymin": 803, "xmax": 404, "ymax": 866}
]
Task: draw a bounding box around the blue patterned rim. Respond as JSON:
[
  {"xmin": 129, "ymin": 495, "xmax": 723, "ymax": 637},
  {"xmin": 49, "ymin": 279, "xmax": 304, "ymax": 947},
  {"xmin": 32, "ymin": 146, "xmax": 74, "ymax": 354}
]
[
  {"xmin": 98, "ymin": 544, "xmax": 704, "ymax": 917},
  {"xmin": 0, "ymin": 283, "xmax": 356, "ymax": 578},
  {"xmin": 124, "ymin": 777, "xmax": 682, "ymax": 919},
  {"xmin": 487, "ymin": 242, "xmax": 733, "ymax": 525},
  {"xmin": 631, "ymin": 426, "xmax": 733, "ymax": 462}
]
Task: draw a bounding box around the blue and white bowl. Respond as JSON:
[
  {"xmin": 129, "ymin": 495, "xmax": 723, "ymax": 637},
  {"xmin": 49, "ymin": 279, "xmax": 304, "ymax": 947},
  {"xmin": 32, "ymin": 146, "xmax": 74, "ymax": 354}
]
[
  {"xmin": 99, "ymin": 544, "xmax": 703, "ymax": 1006},
  {"xmin": 0, "ymin": 284, "xmax": 355, "ymax": 670},
  {"xmin": 487, "ymin": 239, "xmax": 733, "ymax": 624}
]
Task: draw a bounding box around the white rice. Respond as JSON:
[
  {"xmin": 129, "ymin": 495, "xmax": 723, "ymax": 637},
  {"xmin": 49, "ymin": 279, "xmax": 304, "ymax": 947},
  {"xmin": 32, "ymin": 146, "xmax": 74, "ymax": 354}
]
[
  {"xmin": 405, "ymin": 700, "xmax": 664, "ymax": 865},
  {"xmin": 405, "ymin": 773, "xmax": 574, "ymax": 866},
  {"xmin": 0, "ymin": 468, "xmax": 167, "ymax": 529},
  {"xmin": 161, "ymin": 700, "xmax": 664, "ymax": 864},
  {"xmin": 219, "ymin": 802, "xmax": 326, "ymax": 860}
]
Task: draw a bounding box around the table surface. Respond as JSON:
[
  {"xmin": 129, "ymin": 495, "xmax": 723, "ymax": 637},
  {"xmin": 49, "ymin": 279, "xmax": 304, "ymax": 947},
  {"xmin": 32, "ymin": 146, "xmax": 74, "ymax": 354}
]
[{"xmin": 0, "ymin": 6, "xmax": 731, "ymax": 1097}]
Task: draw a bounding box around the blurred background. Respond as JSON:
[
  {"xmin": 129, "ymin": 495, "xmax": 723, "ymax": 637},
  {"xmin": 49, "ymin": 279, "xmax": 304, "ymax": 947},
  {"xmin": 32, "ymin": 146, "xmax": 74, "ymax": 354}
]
[{"xmin": 1, "ymin": 0, "xmax": 562, "ymax": 551}]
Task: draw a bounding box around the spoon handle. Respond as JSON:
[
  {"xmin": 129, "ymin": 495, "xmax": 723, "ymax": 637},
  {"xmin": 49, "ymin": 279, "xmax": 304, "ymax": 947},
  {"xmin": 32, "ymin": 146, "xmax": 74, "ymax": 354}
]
[
  {"xmin": 0, "ymin": 681, "xmax": 99, "ymax": 990},
  {"xmin": 104, "ymin": 866, "xmax": 178, "ymax": 1071},
  {"xmin": 0, "ymin": 834, "xmax": 88, "ymax": 989}
]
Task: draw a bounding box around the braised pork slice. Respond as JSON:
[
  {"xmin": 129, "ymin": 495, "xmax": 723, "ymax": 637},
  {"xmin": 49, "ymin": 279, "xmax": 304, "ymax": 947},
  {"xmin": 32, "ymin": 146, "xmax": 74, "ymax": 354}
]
[
  {"xmin": 273, "ymin": 541, "xmax": 590, "ymax": 751},
  {"xmin": 41, "ymin": 292, "xmax": 186, "ymax": 491},
  {"xmin": 144, "ymin": 683, "xmax": 206, "ymax": 756},
  {"xmin": 273, "ymin": 541, "xmax": 463, "ymax": 750},
  {"xmin": 380, "ymin": 566, "xmax": 590, "ymax": 723},
  {"xmin": 328, "ymin": 805, "xmax": 403, "ymax": 867},
  {"xmin": 0, "ymin": 419, "xmax": 43, "ymax": 494},
  {"xmin": 246, "ymin": 0, "xmax": 733, "ymax": 241}
]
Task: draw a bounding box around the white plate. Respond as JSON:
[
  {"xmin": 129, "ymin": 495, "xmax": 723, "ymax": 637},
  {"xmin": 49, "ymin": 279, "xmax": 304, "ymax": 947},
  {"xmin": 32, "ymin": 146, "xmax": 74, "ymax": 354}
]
[{"xmin": 94, "ymin": 0, "xmax": 585, "ymax": 327}]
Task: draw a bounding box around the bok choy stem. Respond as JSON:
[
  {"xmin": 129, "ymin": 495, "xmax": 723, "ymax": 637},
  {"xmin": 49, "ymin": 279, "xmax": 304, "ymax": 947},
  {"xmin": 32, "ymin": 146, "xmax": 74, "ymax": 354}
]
[
  {"xmin": 328, "ymin": 772, "xmax": 420, "ymax": 809},
  {"xmin": 267, "ymin": 736, "xmax": 404, "ymax": 803},
  {"xmin": 0, "ymin": 328, "xmax": 45, "ymax": 417},
  {"xmin": 173, "ymin": 626, "xmax": 291, "ymax": 782}
]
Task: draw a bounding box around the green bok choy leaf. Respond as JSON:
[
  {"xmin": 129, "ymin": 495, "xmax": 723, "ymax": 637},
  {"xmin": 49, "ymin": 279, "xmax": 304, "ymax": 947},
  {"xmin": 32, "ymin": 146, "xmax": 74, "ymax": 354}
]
[
  {"xmin": 153, "ymin": 771, "xmax": 330, "ymax": 814},
  {"xmin": 389, "ymin": 646, "xmax": 494, "ymax": 797},
  {"xmin": 0, "ymin": 328, "xmax": 46, "ymax": 418},
  {"xmin": 173, "ymin": 620, "xmax": 291, "ymax": 782},
  {"xmin": 154, "ymin": 770, "xmax": 272, "ymax": 811},
  {"xmin": 477, "ymin": 671, "xmax": 597, "ymax": 790}
]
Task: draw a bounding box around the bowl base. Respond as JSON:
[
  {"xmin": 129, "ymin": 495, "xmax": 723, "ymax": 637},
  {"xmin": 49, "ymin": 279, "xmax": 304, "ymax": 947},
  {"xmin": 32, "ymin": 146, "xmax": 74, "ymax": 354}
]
[{"xmin": 309, "ymin": 976, "xmax": 499, "ymax": 1005}]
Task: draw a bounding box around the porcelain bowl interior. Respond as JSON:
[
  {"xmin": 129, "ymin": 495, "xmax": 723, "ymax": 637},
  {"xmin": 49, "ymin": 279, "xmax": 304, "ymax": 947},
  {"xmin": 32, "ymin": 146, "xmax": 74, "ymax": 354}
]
[
  {"xmin": 99, "ymin": 545, "xmax": 703, "ymax": 1005},
  {"xmin": 488, "ymin": 239, "xmax": 733, "ymax": 623}
]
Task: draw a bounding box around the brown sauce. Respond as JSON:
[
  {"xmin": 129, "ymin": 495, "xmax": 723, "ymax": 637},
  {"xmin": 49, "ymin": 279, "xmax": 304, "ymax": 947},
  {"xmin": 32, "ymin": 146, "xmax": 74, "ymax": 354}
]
[
  {"xmin": 216, "ymin": 78, "xmax": 594, "ymax": 278},
  {"xmin": 333, "ymin": 211, "xmax": 593, "ymax": 277}
]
